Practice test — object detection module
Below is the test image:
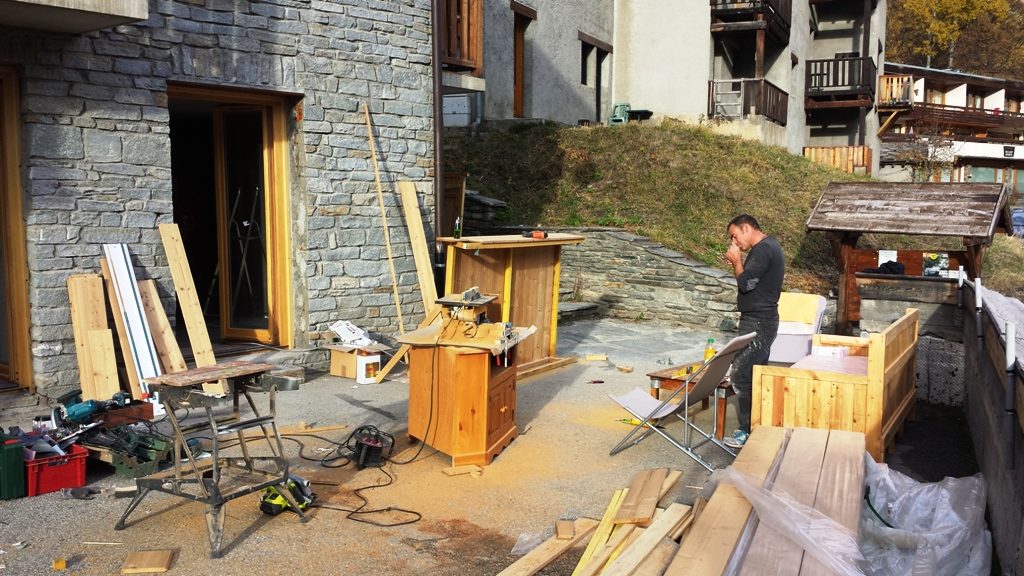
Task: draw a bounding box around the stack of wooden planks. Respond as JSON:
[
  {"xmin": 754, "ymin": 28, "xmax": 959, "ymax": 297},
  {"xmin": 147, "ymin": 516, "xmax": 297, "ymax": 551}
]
[
  {"xmin": 498, "ymin": 426, "xmax": 866, "ymax": 576},
  {"xmin": 67, "ymin": 223, "xmax": 222, "ymax": 402}
]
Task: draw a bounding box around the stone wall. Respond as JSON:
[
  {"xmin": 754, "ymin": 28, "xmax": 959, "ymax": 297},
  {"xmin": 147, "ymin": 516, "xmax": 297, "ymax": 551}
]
[
  {"xmin": 962, "ymin": 290, "xmax": 1024, "ymax": 574},
  {"xmin": 556, "ymin": 228, "xmax": 740, "ymax": 330},
  {"xmin": 0, "ymin": 0, "xmax": 434, "ymax": 397}
]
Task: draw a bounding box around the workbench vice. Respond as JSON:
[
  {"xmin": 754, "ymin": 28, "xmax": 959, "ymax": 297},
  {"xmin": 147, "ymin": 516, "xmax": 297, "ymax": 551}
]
[{"xmin": 114, "ymin": 361, "xmax": 308, "ymax": 558}]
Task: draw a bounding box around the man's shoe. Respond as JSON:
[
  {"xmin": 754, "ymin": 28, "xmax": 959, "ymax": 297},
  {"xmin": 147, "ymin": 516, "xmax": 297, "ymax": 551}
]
[{"xmin": 723, "ymin": 429, "xmax": 749, "ymax": 449}]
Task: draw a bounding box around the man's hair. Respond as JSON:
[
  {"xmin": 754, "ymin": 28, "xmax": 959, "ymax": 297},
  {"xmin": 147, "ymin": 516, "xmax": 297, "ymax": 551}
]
[{"xmin": 728, "ymin": 214, "xmax": 761, "ymax": 230}]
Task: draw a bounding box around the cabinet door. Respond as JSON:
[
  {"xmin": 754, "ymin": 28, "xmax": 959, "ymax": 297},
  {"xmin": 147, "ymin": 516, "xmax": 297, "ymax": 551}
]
[{"xmin": 487, "ymin": 371, "xmax": 515, "ymax": 444}]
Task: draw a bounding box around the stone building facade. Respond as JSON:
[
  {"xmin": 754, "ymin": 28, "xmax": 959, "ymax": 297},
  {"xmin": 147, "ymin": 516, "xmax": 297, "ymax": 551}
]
[{"xmin": 0, "ymin": 0, "xmax": 435, "ymax": 397}]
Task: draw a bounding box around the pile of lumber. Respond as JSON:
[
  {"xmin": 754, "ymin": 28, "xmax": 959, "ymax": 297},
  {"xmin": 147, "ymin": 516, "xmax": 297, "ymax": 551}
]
[
  {"xmin": 68, "ymin": 224, "xmax": 221, "ymax": 401},
  {"xmin": 498, "ymin": 426, "xmax": 866, "ymax": 576}
]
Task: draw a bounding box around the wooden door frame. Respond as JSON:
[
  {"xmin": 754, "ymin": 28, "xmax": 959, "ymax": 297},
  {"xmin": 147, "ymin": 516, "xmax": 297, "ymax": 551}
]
[
  {"xmin": 0, "ymin": 68, "xmax": 33, "ymax": 390},
  {"xmin": 513, "ymin": 13, "xmax": 531, "ymax": 118},
  {"xmin": 166, "ymin": 83, "xmax": 294, "ymax": 348}
]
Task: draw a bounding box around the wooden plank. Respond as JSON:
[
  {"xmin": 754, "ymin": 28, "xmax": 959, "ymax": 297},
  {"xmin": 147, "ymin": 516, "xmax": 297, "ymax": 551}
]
[
  {"xmin": 439, "ymin": 233, "xmax": 585, "ymax": 250},
  {"xmin": 799, "ymin": 430, "xmax": 866, "ymax": 576},
  {"xmin": 614, "ymin": 468, "xmax": 669, "ymax": 525},
  {"xmin": 658, "ymin": 469, "xmax": 683, "ymax": 507},
  {"xmin": 496, "ymin": 517, "xmax": 599, "ymax": 576},
  {"xmin": 633, "ymin": 538, "xmax": 679, "ymax": 576},
  {"xmin": 374, "ymin": 307, "xmax": 443, "ymax": 383},
  {"xmin": 603, "ymin": 502, "xmax": 692, "ymax": 576},
  {"xmin": 740, "ymin": 428, "xmax": 830, "ymax": 576},
  {"xmin": 137, "ymin": 279, "xmax": 187, "ymax": 374},
  {"xmin": 573, "ymin": 524, "xmax": 636, "ymax": 576},
  {"xmin": 67, "ymin": 274, "xmax": 108, "ymax": 401},
  {"xmin": 99, "ymin": 259, "xmax": 144, "ymax": 400},
  {"xmin": 571, "ymin": 489, "xmax": 627, "ymax": 576},
  {"xmin": 87, "ymin": 329, "xmax": 120, "ymax": 399},
  {"xmin": 365, "ymin": 104, "xmax": 405, "ymax": 334},
  {"xmin": 158, "ymin": 224, "xmax": 217, "ymax": 368},
  {"xmin": 398, "ymin": 181, "xmax": 439, "ymax": 315},
  {"xmin": 667, "ymin": 426, "xmax": 786, "ymax": 576},
  {"xmin": 443, "ymin": 464, "xmax": 483, "ymax": 477},
  {"xmin": 121, "ymin": 550, "xmax": 174, "ymax": 573}
]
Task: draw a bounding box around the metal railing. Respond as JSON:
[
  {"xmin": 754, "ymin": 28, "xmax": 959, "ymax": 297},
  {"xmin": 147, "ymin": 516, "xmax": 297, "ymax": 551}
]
[
  {"xmin": 709, "ymin": 0, "xmax": 792, "ymax": 29},
  {"xmin": 709, "ymin": 78, "xmax": 788, "ymax": 126},
  {"xmin": 441, "ymin": 0, "xmax": 483, "ymax": 73},
  {"xmin": 807, "ymin": 57, "xmax": 877, "ymax": 96}
]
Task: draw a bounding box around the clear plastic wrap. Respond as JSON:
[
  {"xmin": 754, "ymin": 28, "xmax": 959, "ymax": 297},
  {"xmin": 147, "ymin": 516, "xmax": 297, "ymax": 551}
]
[
  {"xmin": 859, "ymin": 454, "xmax": 991, "ymax": 576},
  {"xmin": 708, "ymin": 467, "xmax": 866, "ymax": 576}
]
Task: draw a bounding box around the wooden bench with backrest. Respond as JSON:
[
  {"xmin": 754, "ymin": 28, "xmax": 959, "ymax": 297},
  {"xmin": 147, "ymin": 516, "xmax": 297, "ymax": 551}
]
[{"xmin": 751, "ymin": 308, "xmax": 920, "ymax": 461}]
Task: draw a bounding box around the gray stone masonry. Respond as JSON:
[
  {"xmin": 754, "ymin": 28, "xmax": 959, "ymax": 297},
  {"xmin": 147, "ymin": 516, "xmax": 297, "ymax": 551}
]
[
  {"xmin": 1, "ymin": 0, "xmax": 435, "ymax": 398},
  {"xmin": 556, "ymin": 228, "xmax": 740, "ymax": 330}
]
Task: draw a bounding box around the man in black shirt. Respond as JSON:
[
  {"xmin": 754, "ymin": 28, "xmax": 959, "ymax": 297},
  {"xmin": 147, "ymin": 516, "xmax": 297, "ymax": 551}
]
[{"xmin": 722, "ymin": 214, "xmax": 784, "ymax": 449}]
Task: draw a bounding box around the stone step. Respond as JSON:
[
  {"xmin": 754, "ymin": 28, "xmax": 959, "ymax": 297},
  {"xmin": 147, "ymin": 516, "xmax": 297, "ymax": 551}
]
[{"xmin": 558, "ymin": 301, "xmax": 601, "ymax": 322}]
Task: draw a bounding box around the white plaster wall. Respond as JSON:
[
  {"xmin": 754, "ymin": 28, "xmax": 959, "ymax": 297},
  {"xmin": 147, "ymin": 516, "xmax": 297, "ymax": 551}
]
[
  {"xmin": 958, "ymin": 141, "xmax": 1024, "ymax": 161},
  {"xmin": 482, "ymin": 0, "xmax": 614, "ymax": 123},
  {"xmin": 947, "ymin": 84, "xmax": 968, "ymax": 107},
  {"xmin": 612, "ymin": 0, "xmax": 710, "ymax": 123}
]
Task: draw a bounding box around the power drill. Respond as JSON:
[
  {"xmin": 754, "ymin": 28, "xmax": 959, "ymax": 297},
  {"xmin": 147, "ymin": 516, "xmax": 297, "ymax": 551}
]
[{"xmin": 53, "ymin": 390, "xmax": 132, "ymax": 427}]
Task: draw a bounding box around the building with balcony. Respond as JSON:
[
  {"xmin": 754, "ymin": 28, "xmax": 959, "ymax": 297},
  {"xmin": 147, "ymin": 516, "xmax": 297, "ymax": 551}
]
[
  {"xmin": 877, "ymin": 62, "xmax": 1024, "ymax": 205},
  {"xmin": 440, "ymin": 0, "xmax": 885, "ymax": 174}
]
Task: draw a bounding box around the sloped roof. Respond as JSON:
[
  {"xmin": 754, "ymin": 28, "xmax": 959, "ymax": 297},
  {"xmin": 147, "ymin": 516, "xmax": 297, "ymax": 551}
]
[{"xmin": 806, "ymin": 182, "xmax": 1011, "ymax": 240}]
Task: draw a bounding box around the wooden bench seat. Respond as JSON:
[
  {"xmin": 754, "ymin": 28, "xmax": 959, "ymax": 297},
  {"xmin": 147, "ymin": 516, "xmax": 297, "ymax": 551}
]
[{"xmin": 752, "ymin": 308, "xmax": 920, "ymax": 461}]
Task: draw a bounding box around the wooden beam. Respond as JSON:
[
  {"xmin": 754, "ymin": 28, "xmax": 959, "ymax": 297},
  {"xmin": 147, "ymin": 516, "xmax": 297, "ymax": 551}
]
[
  {"xmin": 577, "ymin": 30, "xmax": 612, "ymax": 53},
  {"xmin": 667, "ymin": 426, "xmax": 786, "ymax": 575},
  {"xmin": 497, "ymin": 518, "xmax": 598, "ymax": 576},
  {"xmin": 603, "ymin": 503, "xmax": 692, "ymax": 576},
  {"xmin": 710, "ymin": 21, "xmax": 768, "ymax": 33},
  {"xmin": 365, "ymin": 103, "xmax": 406, "ymax": 335},
  {"xmin": 509, "ymin": 0, "xmax": 537, "ymax": 20},
  {"xmin": 572, "ymin": 489, "xmax": 627, "ymax": 576}
]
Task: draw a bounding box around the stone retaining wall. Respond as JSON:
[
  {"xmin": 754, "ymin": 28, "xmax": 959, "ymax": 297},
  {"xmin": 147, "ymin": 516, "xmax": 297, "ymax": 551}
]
[{"xmin": 555, "ymin": 228, "xmax": 741, "ymax": 330}]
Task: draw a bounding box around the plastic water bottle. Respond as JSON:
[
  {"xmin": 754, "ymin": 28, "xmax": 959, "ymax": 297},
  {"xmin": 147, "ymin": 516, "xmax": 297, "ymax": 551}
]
[{"xmin": 703, "ymin": 338, "xmax": 716, "ymax": 361}]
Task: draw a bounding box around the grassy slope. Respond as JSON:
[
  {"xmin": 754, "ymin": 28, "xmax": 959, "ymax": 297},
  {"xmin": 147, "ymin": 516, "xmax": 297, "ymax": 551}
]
[{"xmin": 444, "ymin": 121, "xmax": 1023, "ymax": 299}]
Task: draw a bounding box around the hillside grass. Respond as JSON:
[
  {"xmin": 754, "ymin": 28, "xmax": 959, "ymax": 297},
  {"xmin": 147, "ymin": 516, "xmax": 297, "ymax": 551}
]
[{"xmin": 444, "ymin": 120, "xmax": 1024, "ymax": 299}]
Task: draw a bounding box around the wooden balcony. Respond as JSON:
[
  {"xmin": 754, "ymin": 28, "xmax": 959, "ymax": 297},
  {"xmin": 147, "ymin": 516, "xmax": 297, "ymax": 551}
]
[
  {"xmin": 806, "ymin": 57, "xmax": 877, "ymax": 110},
  {"xmin": 710, "ymin": 0, "xmax": 791, "ymax": 44},
  {"xmin": 803, "ymin": 145, "xmax": 872, "ymax": 175},
  {"xmin": 708, "ymin": 78, "xmax": 789, "ymax": 126},
  {"xmin": 878, "ymin": 74, "xmax": 914, "ymax": 109},
  {"xmin": 441, "ymin": 0, "xmax": 483, "ymax": 76},
  {"xmin": 902, "ymin": 103, "xmax": 1024, "ymax": 132}
]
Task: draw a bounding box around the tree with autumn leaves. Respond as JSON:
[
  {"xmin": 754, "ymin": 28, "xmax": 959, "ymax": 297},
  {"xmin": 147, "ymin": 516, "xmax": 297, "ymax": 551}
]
[{"xmin": 887, "ymin": 0, "xmax": 1024, "ymax": 80}]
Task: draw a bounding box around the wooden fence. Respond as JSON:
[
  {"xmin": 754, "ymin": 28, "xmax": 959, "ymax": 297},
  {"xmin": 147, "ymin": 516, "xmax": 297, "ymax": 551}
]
[{"xmin": 802, "ymin": 145, "xmax": 872, "ymax": 175}]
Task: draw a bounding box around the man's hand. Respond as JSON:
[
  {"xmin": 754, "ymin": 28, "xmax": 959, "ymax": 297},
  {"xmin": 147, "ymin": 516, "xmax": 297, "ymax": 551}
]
[{"xmin": 725, "ymin": 243, "xmax": 742, "ymax": 265}]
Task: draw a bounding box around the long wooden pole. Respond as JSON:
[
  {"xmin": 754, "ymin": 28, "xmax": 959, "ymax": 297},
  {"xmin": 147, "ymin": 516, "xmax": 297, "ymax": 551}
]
[{"xmin": 364, "ymin": 103, "xmax": 405, "ymax": 334}]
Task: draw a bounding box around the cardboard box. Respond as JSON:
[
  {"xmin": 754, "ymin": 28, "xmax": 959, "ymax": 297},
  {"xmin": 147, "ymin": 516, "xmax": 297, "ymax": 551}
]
[{"xmin": 327, "ymin": 344, "xmax": 390, "ymax": 384}]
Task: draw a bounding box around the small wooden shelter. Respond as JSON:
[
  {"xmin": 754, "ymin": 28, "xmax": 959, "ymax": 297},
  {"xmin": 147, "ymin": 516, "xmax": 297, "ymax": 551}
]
[{"xmin": 806, "ymin": 181, "xmax": 1013, "ymax": 333}]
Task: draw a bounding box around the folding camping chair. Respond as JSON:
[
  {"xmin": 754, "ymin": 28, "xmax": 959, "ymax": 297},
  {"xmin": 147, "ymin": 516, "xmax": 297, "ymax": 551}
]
[{"xmin": 608, "ymin": 332, "xmax": 757, "ymax": 472}]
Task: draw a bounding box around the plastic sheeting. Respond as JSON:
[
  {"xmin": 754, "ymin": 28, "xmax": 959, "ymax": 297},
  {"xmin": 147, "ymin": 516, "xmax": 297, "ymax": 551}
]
[
  {"xmin": 709, "ymin": 467, "xmax": 866, "ymax": 576},
  {"xmin": 860, "ymin": 454, "xmax": 991, "ymax": 576}
]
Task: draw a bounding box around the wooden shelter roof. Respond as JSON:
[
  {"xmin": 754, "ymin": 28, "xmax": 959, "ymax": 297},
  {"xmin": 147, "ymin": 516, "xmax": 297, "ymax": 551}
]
[{"xmin": 806, "ymin": 182, "xmax": 1012, "ymax": 241}]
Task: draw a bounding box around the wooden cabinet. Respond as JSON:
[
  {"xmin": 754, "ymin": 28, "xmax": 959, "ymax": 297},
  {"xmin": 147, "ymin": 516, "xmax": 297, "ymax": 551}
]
[
  {"xmin": 439, "ymin": 233, "xmax": 585, "ymax": 378},
  {"xmin": 407, "ymin": 345, "xmax": 517, "ymax": 466}
]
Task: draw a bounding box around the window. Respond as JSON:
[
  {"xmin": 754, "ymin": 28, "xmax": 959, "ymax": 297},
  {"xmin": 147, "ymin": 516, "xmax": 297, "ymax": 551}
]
[{"xmin": 578, "ymin": 31, "xmax": 612, "ymax": 122}]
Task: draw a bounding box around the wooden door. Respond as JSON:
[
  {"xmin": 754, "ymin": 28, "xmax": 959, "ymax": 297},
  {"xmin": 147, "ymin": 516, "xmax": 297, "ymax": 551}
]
[{"xmin": 514, "ymin": 13, "xmax": 529, "ymax": 118}]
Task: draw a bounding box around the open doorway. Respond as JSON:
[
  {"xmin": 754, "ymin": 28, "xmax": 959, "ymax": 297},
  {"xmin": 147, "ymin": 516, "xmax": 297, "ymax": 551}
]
[{"xmin": 167, "ymin": 84, "xmax": 294, "ymax": 351}]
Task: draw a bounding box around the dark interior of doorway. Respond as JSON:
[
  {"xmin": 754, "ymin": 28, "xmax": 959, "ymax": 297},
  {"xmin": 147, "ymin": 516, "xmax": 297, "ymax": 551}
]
[{"xmin": 167, "ymin": 100, "xmax": 268, "ymax": 360}]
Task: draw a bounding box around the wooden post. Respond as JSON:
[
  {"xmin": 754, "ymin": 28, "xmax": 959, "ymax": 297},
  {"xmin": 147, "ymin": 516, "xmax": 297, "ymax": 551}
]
[{"xmin": 830, "ymin": 232, "xmax": 860, "ymax": 335}]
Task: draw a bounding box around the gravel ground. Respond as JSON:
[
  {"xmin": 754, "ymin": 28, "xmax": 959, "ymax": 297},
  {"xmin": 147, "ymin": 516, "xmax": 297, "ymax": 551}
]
[{"xmin": 0, "ymin": 319, "xmax": 731, "ymax": 576}]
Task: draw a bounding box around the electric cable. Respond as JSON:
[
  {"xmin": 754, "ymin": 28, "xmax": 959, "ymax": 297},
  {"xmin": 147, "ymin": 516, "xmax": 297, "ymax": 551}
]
[{"xmin": 863, "ymin": 486, "xmax": 894, "ymax": 528}]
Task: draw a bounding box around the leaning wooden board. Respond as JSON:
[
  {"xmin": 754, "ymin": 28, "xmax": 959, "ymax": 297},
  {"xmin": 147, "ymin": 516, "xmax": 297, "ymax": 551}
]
[
  {"xmin": 158, "ymin": 224, "xmax": 217, "ymax": 368},
  {"xmin": 99, "ymin": 258, "xmax": 144, "ymax": 399},
  {"xmin": 103, "ymin": 244, "xmax": 162, "ymax": 392},
  {"xmin": 67, "ymin": 274, "xmax": 108, "ymax": 400}
]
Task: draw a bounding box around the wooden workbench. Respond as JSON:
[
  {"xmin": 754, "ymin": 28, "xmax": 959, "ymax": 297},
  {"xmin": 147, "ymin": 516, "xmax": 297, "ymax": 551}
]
[{"xmin": 439, "ymin": 233, "xmax": 585, "ymax": 378}]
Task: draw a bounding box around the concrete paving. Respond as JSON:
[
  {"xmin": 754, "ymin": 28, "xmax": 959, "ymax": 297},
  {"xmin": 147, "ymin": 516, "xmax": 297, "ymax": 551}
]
[{"xmin": 0, "ymin": 316, "xmax": 979, "ymax": 575}]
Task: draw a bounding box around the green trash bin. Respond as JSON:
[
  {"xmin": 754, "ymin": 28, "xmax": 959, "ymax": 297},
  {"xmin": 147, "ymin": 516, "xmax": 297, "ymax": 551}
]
[{"xmin": 0, "ymin": 433, "xmax": 26, "ymax": 500}]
